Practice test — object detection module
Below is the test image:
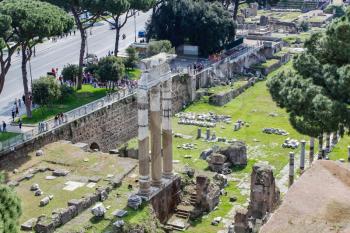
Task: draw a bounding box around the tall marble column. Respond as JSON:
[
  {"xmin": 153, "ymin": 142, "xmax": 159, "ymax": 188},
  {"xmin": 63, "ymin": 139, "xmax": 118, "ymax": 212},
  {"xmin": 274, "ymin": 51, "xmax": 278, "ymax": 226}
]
[
  {"xmin": 309, "ymin": 137, "xmax": 314, "ymax": 166},
  {"xmin": 162, "ymin": 80, "xmax": 173, "ymax": 178},
  {"xmin": 150, "ymin": 84, "xmax": 162, "ymax": 187},
  {"xmin": 289, "ymin": 152, "xmax": 294, "ymax": 187},
  {"xmin": 137, "ymin": 88, "xmax": 150, "ymax": 195}
]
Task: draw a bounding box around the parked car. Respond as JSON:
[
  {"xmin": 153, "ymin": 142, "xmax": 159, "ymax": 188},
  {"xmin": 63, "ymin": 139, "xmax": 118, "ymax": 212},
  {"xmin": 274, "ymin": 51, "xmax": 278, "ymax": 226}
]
[{"xmin": 138, "ymin": 30, "xmax": 146, "ymax": 38}]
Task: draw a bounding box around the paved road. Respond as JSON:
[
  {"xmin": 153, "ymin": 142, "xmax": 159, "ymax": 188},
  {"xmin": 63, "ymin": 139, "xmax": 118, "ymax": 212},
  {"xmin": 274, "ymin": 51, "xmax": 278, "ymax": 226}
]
[{"xmin": 0, "ymin": 11, "xmax": 151, "ymax": 117}]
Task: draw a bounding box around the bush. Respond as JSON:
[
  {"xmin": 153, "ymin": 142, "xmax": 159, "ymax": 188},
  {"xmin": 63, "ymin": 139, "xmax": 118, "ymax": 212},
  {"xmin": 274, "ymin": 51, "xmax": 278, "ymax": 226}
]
[
  {"xmin": 84, "ymin": 63, "xmax": 98, "ymax": 75},
  {"xmin": 62, "ymin": 64, "xmax": 79, "ymax": 82},
  {"xmin": 59, "ymin": 84, "xmax": 74, "ymax": 102},
  {"xmin": 125, "ymin": 46, "xmax": 139, "ymax": 69},
  {"xmin": 324, "ymin": 5, "xmax": 345, "ymax": 18},
  {"xmin": 146, "ymin": 40, "xmax": 174, "ymax": 57},
  {"xmin": 96, "ymin": 56, "xmax": 125, "ymax": 87},
  {"xmin": 32, "ymin": 76, "xmax": 61, "ymax": 108},
  {"xmin": 299, "ymin": 20, "xmax": 309, "ymax": 32}
]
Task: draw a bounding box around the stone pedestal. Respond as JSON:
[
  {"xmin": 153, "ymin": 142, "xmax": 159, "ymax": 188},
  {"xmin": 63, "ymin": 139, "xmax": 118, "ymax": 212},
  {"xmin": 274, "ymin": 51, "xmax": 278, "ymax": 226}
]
[
  {"xmin": 137, "ymin": 88, "xmax": 150, "ymax": 195},
  {"xmin": 150, "ymin": 85, "xmax": 162, "ymax": 187},
  {"xmin": 289, "ymin": 152, "xmax": 294, "ymax": 187},
  {"xmin": 162, "ymin": 80, "xmax": 173, "ymax": 178},
  {"xmin": 197, "ymin": 128, "xmax": 202, "ymax": 139}
]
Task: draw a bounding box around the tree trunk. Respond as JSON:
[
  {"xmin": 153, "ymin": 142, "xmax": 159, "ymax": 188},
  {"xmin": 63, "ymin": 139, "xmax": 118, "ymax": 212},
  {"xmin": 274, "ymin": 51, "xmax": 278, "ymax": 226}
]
[
  {"xmin": 114, "ymin": 27, "xmax": 121, "ymax": 56},
  {"xmin": 21, "ymin": 45, "xmax": 32, "ymax": 118},
  {"xmin": 0, "ymin": 73, "xmax": 5, "ymax": 94},
  {"xmin": 72, "ymin": 7, "xmax": 85, "ymax": 90},
  {"xmin": 233, "ymin": 0, "xmax": 240, "ymax": 21},
  {"xmin": 78, "ymin": 28, "xmax": 86, "ymax": 90}
]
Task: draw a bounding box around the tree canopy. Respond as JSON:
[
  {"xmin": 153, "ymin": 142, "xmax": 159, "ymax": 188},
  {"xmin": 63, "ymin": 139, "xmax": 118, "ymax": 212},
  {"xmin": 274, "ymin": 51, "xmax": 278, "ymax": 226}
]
[
  {"xmin": 0, "ymin": 173, "xmax": 22, "ymax": 233},
  {"xmin": 96, "ymin": 56, "xmax": 125, "ymax": 85},
  {"xmin": 0, "ymin": 0, "xmax": 73, "ymax": 118},
  {"xmin": 146, "ymin": 0, "xmax": 235, "ymax": 55},
  {"xmin": 267, "ymin": 9, "xmax": 350, "ymax": 137}
]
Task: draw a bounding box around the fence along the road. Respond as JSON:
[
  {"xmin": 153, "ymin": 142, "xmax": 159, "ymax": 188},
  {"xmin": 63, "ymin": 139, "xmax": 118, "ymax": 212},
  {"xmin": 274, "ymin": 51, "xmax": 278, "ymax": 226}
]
[{"xmin": 0, "ymin": 88, "xmax": 136, "ymax": 152}]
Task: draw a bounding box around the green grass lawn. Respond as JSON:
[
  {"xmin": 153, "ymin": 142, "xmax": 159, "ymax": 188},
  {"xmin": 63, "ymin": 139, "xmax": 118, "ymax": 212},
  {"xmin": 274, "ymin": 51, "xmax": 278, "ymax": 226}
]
[
  {"xmin": 21, "ymin": 85, "xmax": 108, "ymax": 124},
  {"xmin": 0, "ymin": 132, "xmax": 19, "ymax": 142}
]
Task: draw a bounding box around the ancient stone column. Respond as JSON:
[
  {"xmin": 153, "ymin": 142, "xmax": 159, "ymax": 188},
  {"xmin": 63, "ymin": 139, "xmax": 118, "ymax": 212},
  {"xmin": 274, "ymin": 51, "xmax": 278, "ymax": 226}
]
[
  {"xmin": 206, "ymin": 128, "xmax": 210, "ymax": 140},
  {"xmin": 300, "ymin": 140, "xmax": 306, "ymax": 171},
  {"xmin": 197, "ymin": 128, "xmax": 202, "ymax": 139},
  {"xmin": 309, "ymin": 137, "xmax": 314, "ymax": 166},
  {"xmin": 162, "ymin": 80, "xmax": 173, "ymax": 179},
  {"xmin": 150, "ymin": 84, "xmax": 162, "ymax": 187},
  {"xmin": 326, "ymin": 133, "xmax": 331, "ymax": 153},
  {"xmin": 289, "ymin": 152, "xmax": 294, "ymax": 187},
  {"xmin": 137, "ymin": 88, "xmax": 150, "ymax": 195}
]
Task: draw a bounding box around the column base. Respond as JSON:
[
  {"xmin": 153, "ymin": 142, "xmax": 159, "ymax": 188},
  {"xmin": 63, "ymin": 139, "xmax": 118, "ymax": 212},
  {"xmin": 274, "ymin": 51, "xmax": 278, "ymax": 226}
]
[
  {"xmin": 162, "ymin": 172, "xmax": 173, "ymax": 179},
  {"xmin": 139, "ymin": 179, "xmax": 151, "ymax": 196},
  {"xmin": 151, "ymin": 179, "xmax": 162, "ymax": 187}
]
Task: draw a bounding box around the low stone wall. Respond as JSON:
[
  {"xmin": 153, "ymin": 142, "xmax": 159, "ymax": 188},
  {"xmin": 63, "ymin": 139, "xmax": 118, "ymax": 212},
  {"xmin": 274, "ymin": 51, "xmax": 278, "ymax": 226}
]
[
  {"xmin": 209, "ymin": 79, "xmax": 256, "ymax": 106},
  {"xmin": 150, "ymin": 176, "xmax": 181, "ymax": 224}
]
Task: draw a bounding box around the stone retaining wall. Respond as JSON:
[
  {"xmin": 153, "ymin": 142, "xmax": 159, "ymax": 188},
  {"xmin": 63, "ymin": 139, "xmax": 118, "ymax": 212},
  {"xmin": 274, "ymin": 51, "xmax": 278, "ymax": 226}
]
[
  {"xmin": 0, "ymin": 74, "xmax": 192, "ymax": 165},
  {"xmin": 209, "ymin": 79, "xmax": 256, "ymax": 106}
]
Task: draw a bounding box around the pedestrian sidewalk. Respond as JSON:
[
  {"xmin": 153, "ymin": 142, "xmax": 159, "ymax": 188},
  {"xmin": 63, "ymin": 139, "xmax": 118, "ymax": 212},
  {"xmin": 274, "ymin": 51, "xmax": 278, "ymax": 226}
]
[{"xmin": 0, "ymin": 103, "xmax": 35, "ymax": 134}]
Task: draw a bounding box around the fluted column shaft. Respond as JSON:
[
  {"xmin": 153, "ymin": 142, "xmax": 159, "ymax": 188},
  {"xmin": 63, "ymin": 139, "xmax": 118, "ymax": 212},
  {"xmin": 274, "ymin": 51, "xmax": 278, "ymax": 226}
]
[
  {"xmin": 150, "ymin": 84, "xmax": 162, "ymax": 187},
  {"xmin": 162, "ymin": 80, "xmax": 173, "ymax": 178},
  {"xmin": 137, "ymin": 88, "xmax": 150, "ymax": 195}
]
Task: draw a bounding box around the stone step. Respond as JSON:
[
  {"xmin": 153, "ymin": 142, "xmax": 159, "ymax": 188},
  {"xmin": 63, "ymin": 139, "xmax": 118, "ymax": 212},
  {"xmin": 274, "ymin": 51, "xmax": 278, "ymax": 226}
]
[
  {"xmin": 166, "ymin": 223, "xmax": 188, "ymax": 231},
  {"xmin": 176, "ymin": 214, "xmax": 189, "ymax": 219}
]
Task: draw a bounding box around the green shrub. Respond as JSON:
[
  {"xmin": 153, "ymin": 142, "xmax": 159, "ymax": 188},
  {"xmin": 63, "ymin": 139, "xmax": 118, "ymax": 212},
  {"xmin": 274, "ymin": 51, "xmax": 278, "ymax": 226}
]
[{"xmin": 62, "ymin": 64, "xmax": 79, "ymax": 82}]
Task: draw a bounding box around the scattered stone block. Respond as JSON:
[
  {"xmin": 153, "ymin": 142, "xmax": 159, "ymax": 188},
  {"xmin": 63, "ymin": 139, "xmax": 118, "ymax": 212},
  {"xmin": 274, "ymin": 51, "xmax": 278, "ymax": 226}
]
[
  {"xmin": 91, "ymin": 203, "xmax": 106, "ymax": 217},
  {"xmin": 45, "ymin": 176, "xmax": 56, "ymax": 180},
  {"xmin": 112, "ymin": 209, "xmax": 128, "ymax": 218},
  {"xmin": 21, "ymin": 218, "xmax": 37, "ymax": 231},
  {"xmin": 30, "ymin": 183, "xmax": 40, "ymax": 191},
  {"xmin": 127, "ymin": 195, "xmax": 142, "ymax": 210},
  {"xmin": 52, "ymin": 169, "xmax": 69, "ymax": 177},
  {"xmin": 88, "ymin": 176, "xmax": 101, "ymax": 183},
  {"xmin": 113, "ymin": 220, "xmax": 125, "ymax": 228},
  {"xmin": 40, "ymin": 197, "xmax": 50, "ymax": 207},
  {"xmin": 184, "ymin": 165, "xmax": 195, "ymax": 178},
  {"xmin": 36, "ymin": 150, "xmax": 44, "ymax": 157},
  {"xmin": 211, "ymin": 216, "xmax": 222, "ymax": 226},
  {"xmin": 35, "ymin": 189, "xmax": 43, "ymax": 196},
  {"xmin": 49, "ymin": 195, "xmax": 54, "ymax": 200}
]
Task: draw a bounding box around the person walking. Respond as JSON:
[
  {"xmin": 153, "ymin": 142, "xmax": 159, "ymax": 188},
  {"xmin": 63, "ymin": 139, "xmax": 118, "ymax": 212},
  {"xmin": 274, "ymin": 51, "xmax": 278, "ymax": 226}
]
[
  {"xmin": 18, "ymin": 118, "xmax": 22, "ymax": 130},
  {"xmin": 18, "ymin": 98, "xmax": 21, "ymax": 108},
  {"xmin": 2, "ymin": 121, "xmax": 6, "ymax": 132},
  {"xmin": 11, "ymin": 108, "xmax": 15, "ymax": 122},
  {"xmin": 15, "ymin": 104, "xmax": 19, "ymax": 116}
]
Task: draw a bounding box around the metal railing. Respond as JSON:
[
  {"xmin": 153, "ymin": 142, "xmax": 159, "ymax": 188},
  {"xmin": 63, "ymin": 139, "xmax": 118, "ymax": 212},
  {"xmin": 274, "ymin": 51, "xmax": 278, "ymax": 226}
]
[{"xmin": 0, "ymin": 87, "xmax": 136, "ymax": 153}]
